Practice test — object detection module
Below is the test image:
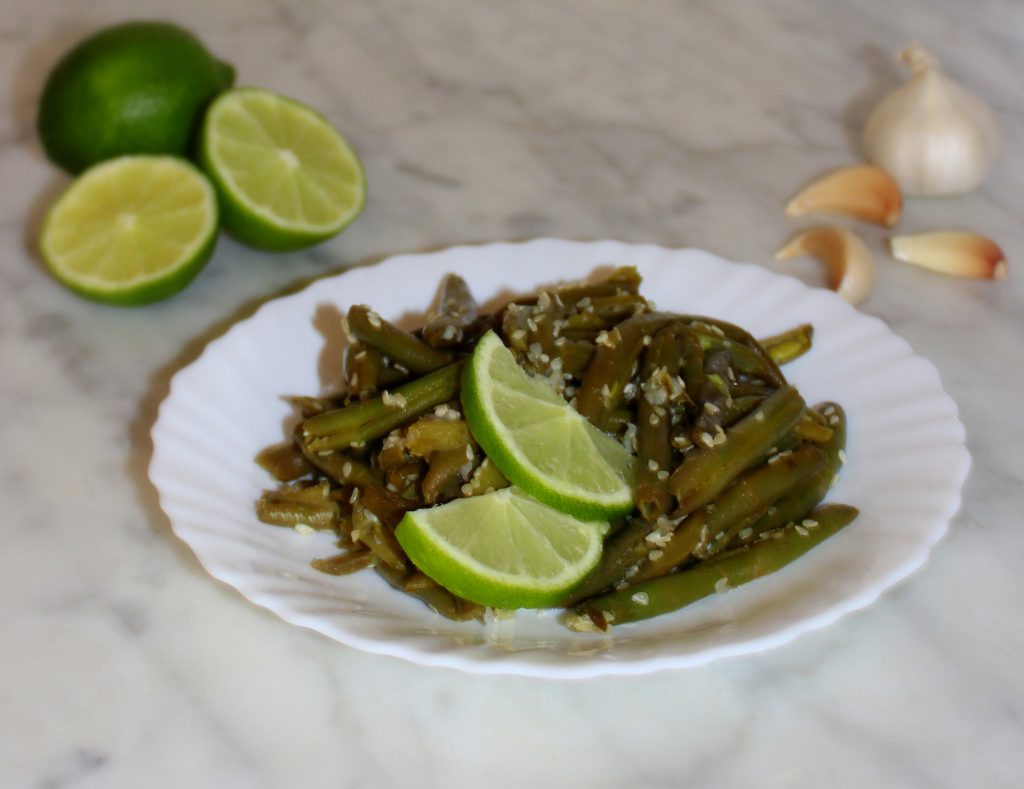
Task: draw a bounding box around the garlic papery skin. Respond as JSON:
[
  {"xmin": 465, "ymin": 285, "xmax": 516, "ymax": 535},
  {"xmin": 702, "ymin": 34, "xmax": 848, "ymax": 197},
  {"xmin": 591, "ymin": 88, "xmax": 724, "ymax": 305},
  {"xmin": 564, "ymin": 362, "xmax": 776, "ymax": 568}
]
[{"xmin": 863, "ymin": 43, "xmax": 1000, "ymax": 196}]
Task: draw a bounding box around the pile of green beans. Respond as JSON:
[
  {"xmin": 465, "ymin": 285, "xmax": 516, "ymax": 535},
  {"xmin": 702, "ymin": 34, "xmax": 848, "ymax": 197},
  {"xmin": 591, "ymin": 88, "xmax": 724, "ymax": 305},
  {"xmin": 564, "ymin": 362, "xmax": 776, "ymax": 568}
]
[{"xmin": 254, "ymin": 268, "xmax": 857, "ymax": 629}]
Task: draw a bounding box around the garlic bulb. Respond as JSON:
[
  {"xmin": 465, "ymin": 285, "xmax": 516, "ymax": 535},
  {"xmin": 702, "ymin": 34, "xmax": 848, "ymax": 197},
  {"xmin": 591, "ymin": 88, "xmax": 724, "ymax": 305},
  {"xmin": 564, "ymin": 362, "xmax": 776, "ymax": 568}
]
[{"xmin": 863, "ymin": 43, "xmax": 1000, "ymax": 196}]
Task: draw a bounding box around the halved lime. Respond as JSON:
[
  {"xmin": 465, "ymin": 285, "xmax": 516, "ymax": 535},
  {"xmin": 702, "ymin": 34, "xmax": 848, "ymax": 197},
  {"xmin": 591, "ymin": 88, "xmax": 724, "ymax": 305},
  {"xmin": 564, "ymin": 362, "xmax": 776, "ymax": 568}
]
[
  {"xmin": 462, "ymin": 331, "xmax": 636, "ymax": 521},
  {"xmin": 395, "ymin": 487, "xmax": 607, "ymax": 609},
  {"xmin": 199, "ymin": 88, "xmax": 366, "ymax": 251},
  {"xmin": 39, "ymin": 155, "xmax": 219, "ymax": 305}
]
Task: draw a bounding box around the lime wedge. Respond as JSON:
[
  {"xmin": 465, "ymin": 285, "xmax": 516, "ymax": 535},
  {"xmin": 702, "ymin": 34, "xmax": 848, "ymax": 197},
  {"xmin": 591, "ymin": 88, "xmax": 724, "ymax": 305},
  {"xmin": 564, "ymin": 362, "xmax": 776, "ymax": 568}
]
[
  {"xmin": 199, "ymin": 88, "xmax": 366, "ymax": 251},
  {"xmin": 39, "ymin": 155, "xmax": 218, "ymax": 305},
  {"xmin": 462, "ymin": 331, "xmax": 637, "ymax": 521},
  {"xmin": 395, "ymin": 487, "xmax": 607, "ymax": 609}
]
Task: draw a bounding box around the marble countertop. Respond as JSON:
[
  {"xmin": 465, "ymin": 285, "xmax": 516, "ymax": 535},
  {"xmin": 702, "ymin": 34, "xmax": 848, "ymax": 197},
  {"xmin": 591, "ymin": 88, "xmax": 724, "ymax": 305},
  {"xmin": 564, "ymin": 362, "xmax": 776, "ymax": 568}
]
[{"xmin": 3, "ymin": 1, "xmax": 1023, "ymax": 787}]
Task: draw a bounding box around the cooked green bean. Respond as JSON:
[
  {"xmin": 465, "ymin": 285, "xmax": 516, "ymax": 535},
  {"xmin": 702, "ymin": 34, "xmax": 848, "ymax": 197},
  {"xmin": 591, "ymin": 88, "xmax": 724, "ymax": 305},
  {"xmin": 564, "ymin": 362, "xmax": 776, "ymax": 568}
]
[
  {"xmin": 422, "ymin": 274, "xmax": 479, "ymax": 348},
  {"xmin": 375, "ymin": 563, "xmax": 484, "ymax": 622},
  {"xmin": 627, "ymin": 444, "xmax": 828, "ymax": 583},
  {"xmin": 670, "ymin": 385, "xmax": 806, "ymax": 517},
  {"xmin": 695, "ymin": 332, "xmax": 781, "ymax": 384},
  {"xmin": 635, "ymin": 324, "xmax": 688, "ymax": 521},
  {"xmin": 461, "ymin": 457, "xmax": 510, "ymax": 497},
  {"xmin": 792, "ymin": 410, "xmax": 834, "ymax": 443},
  {"xmin": 572, "ymin": 503, "xmax": 859, "ymax": 628},
  {"xmin": 256, "ymin": 495, "xmax": 339, "ymax": 530},
  {"xmin": 304, "ymin": 360, "xmax": 466, "ymax": 450},
  {"xmin": 351, "ymin": 500, "xmax": 407, "ymax": 571},
  {"xmin": 346, "ymin": 343, "xmax": 383, "ymax": 400},
  {"xmin": 563, "ymin": 518, "xmax": 660, "ymax": 604},
  {"xmin": 687, "ymin": 316, "xmax": 786, "ymax": 387},
  {"xmin": 295, "ymin": 428, "xmax": 382, "ymax": 487},
  {"xmin": 692, "ymin": 444, "xmax": 829, "ymax": 559},
  {"xmin": 740, "ymin": 402, "xmax": 847, "ymax": 541},
  {"xmin": 422, "ymin": 447, "xmax": 473, "ymax": 503},
  {"xmin": 759, "ymin": 324, "xmax": 814, "ymax": 365},
  {"xmin": 311, "ymin": 550, "xmax": 375, "ymax": 575},
  {"xmin": 347, "ymin": 304, "xmax": 454, "ymax": 374},
  {"xmin": 405, "ymin": 418, "xmax": 472, "ymax": 456},
  {"xmin": 575, "ymin": 313, "xmax": 677, "ymax": 429},
  {"xmin": 255, "ymin": 440, "xmax": 314, "ymax": 481},
  {"xmin": 360, "ymin": 485, "xmax": 415, "ymax": 530}
]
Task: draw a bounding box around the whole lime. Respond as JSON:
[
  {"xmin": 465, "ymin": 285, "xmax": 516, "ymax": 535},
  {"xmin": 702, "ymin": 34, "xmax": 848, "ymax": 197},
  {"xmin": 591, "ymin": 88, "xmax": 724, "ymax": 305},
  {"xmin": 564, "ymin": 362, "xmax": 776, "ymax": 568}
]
[{"xmin": 37, "ymin": 21, "xmax": 235, "ymax": 173}]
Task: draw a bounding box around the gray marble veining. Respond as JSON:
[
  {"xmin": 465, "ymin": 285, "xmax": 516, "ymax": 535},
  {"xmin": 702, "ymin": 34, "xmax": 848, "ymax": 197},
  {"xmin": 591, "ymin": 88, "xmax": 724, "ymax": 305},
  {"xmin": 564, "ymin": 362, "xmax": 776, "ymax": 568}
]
[{"xmin": 2, "ymin": 1, "xmax": 1023, "ymax": 787}]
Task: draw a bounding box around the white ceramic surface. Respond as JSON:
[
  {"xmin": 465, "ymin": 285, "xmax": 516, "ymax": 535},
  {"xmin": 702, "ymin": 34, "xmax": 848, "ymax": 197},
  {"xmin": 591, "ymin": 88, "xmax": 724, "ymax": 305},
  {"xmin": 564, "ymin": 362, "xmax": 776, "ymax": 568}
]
[{"xmin": 150, "ymin": 239, "xmax": 969, "ymax": 678}]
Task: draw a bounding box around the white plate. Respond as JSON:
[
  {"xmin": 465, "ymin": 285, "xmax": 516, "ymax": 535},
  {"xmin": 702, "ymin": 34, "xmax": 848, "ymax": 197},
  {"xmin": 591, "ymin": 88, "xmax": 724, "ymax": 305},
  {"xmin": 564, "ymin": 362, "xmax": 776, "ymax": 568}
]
[{"xmin": 149, "ymin": 240, "xmax": 969, "ymax": 678}]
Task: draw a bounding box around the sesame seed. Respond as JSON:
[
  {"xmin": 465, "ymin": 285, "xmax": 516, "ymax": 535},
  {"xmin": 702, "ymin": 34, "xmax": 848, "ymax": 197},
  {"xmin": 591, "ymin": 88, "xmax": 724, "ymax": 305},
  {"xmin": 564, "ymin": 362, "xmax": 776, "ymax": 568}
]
[
  {"xmin": 511, "ymin": 329, "xmax": 527, "ymax": 342},
  {"xmin": 802, "ymin": 519, "xmax": 818, "ymax": 528},
  {"xmin": 366, "ymin": 311, "xmax": 382, "ymax": 329},
  {"xmin": 354, "ymin": 350, "xmax": 367, "ymax": 361},
  {"xmin": 527, "ymin": 318, "xmax": 538, "ymax": 332},
  {"xmin": 596, "ymin": 331, "xmax": 612, "ymax": 347},
  {"xmin": 631, "ymin": 592, "xmax": 650, "ymax": 606},
  {"xmin": 657, "ymin": 470, "xmax": 669, "ymax": 481},
  {"xmin": 642, "ymin": 335, "xmax": 652, "ymax": 346},
  {"xmin": 795, "ymin": 525, "xmax": 810, "ymax": 536},
  {"xmin": 648, "ymin": 549, "xmax": 664, "ymax": 561},
  {"xmin": 614, "ymin": 581, "xmax": 630, "ymax": 591},
  {"xmin": 754, "ymin": 411, "xmax": 765, "ymax": 422},
  {"xmin": 714, "ymin": 578, "xmax": 730, "ymax": 594},
  {"xmin": 342, "ymin": 462, "xmax": 353, "ymax": 477},
  {"xmin": 349, "ymin": 488, "xmax": 360, "ymax": 503},
  {"xmin": 647, "ymin": 459, "xmax": 659, "ymax": 472},
  {"xmin": 294, "ymin": 523, "xmax": 314, "ymax": 535},
  {"xmin": 738, "ymin": 527, "xmax": 753, "ymax": 540},
  {"xmin": 649, "ymin": 413, "xmax": 659, "ymax": 426},
  {"xmin": 441, "ymin": 324, "xmax": 458, "ymax": 341},
  {"xmin": 704, "ymin": 402, "xmax": 721, "ymax": 416},
  {"xmin": 838, "ymin": 449, "xmax": 847, "ymax": 464},
  {"xmin": 700, "ymin": 431, "xmax": 715, "ymax": 447},
  {"xmin": 829, "ymin": 414, "xmax": 840, "ymax": 425},
  {"xmin": 341, "ymin": 316, "xmax": 351, "ymax": 337}
]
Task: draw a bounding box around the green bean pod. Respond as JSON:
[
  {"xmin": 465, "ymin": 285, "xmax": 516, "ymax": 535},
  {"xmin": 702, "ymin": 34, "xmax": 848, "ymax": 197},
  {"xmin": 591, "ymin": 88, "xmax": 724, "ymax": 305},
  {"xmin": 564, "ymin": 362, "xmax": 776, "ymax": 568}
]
[
  {"xmin": 347, "ymin": 305, "xmax": 453, "ymax": 373},
  {"xmin": 758, "ymin": 324, "xmax": 814, "ymax": 365},
  {"xmin": 422, "ymin": 274, "xmax": 479, "ymax": 348},
  {"xmin": 575, "ymin": 312, "xmax": 678, "ymax": 429},
  {"xmin": 304, "ymin": 361, "xmax": 466, "ymax": 450},
  {"xmin": 739, "ymin": 402, "xmax": 847, "ymax": 542},
  {"xmin": 573, "ymin": 503, "xmax": 859, "ymax": 628},
  {"xmin": 669, "ymin": 385, "xmax": 806, "ymax": 517}
]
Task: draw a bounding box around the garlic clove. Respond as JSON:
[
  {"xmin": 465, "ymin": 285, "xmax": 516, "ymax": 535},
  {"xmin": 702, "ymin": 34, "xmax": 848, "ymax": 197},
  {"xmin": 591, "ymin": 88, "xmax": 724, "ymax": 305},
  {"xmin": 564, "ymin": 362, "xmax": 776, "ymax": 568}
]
[
  {"xmin": 785, "ymin": 165, "xmax": 902, "ymax": 227},
  {"xmin": 889, "ymin": 231, "xmax": 1007, "ymax": 280},
  {"xmin": 863, "ymin": 43, "xmax": 1001, "ymax": 196},
  {"xmin": 775, "ymin": 226, "xmax": 875, "ymax": 305}
]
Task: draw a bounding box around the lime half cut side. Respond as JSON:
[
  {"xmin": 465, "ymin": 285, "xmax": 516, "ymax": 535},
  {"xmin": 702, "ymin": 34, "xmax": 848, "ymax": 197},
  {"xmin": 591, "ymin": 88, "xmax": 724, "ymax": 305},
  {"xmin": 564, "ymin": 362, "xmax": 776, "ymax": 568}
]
[
  {"xmin": 199, "ymin": 88, "xmax": 366, "ymax": 251},
  {"xmin": 395, "ymin": 487, "xmax": 608, "ymax": 609},
  {"xmin": 462, "ymin": 331, "xmax": 637, "ymax": 521},
  {"xmin": 40, "ymin": 155, "xmax": 218, "ymax": 305}
]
